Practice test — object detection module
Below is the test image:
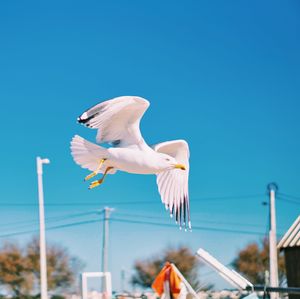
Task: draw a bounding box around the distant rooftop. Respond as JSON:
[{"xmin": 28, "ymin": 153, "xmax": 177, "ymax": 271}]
[{"xmin": 278, "ymin": 215, "xmax": 300, "ymax": 249}]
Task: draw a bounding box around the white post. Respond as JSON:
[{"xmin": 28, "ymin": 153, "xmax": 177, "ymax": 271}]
[
  {"xmin": 81, "ymin": 272, "xmax": 112, "ymax": 299},
  {"xmin": 81, "ymin": 273, "xmax": 87, "ymax": 299},
  {"xmin": 102, "ymin": 207, "xmax": 113, "ymax": 297},
  {"xmin": 37, "ymin": 157, "xmax": 50, "ymax": 299},
  {"xmin": 267, "ymin": 183, "xmax": 279, "ymax": 299}
]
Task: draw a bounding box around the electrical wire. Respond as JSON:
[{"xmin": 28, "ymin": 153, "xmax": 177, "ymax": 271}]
[
  {"xmin": 0, "ymin": 193, "xmax": 266, "ymax": 207},
  {"xmin": 115, "ymin": 212, "xmax": 271, "ymax": 229},
  {"xmin": 277, "ymin": 192, "xmax": 300, "ymax": 201},
  {"xmin": 0, "ymin": 195, "xmax": 290, "ymax": 239},
  {"xmin": 110, "ymin": 217, "xmax": 268, "ymax": 236},
  {"xmin": 0, "ymin": 212, "xmax": 284, "ymax": 239},
  {"xmin": 0, "ymin": 219, "xmax": 102, "ymax": 239},
  {"xmin": 277, "ymin": 196, "xmax": 300, "ymax": 205},
  {"xmin": 0, "ymin": 191, "xmax": 293, "ymax": 239},
  {"xmin": 197, "ymin": 193, "xmax": 265, "ymax": 201},
  {"xmin": 1, "ymin": 210, "xmax": 100, "ymax": 226},
  {"xmin": 0, "ymin": 201, "xmax": 153, "ymax": 207},
  {"xmin": 0, "ymin": 210, "xmax": 102, "ymax": 231}
]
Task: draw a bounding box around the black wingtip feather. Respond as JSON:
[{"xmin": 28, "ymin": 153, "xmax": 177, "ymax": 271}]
[
  {"xmin": 77, "ymin": 113, "xmax": 98, "ymax": 125},
  {"xmin": 167, "ymin": 196, "xmax": 191, "ymax": 231},
  {"xmin": 183, "ymin": 198, "xmax": 187, "ymax": 229},
  {"xmin": 175, "ymin": 206, "xmax": 179, "ymax": 223},
  {"xmin": 179, "ymin": 203, "xmax": 182, "ymax": 228}
]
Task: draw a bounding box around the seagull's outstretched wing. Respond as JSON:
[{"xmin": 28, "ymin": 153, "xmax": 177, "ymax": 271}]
[
  {"xmin": 152, "ymin": 140, "xmax": 191, "ymax": 230},
  {"xmin": 78, "ymin": 96, "xmax": 150, "ymax": 147}
]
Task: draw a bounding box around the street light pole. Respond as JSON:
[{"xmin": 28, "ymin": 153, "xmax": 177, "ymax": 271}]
[
  {"xmin": 267, "ymin": 183, "xmax": 279, "ymax": 299},
  {"xmin": 37, "ymin": 157, "xmax": 50, "ymax": 299}
]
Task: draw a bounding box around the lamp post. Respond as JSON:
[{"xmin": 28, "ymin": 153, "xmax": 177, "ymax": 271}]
[
  {"xmin": 37, "ymin": 157, "xmax": 50, "ymax": 299},
  {"xmin": 267, "ymin": 183, "xmax": 279, "ymax": 299}
]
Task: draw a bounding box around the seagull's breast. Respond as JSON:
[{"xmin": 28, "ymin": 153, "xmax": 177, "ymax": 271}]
[{"xmin": 107, "ymin": 147, "xmax": 163, "ymax": 174}]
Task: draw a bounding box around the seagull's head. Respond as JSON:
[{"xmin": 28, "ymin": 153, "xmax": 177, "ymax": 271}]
[{"xmin": 159, "ymin": 153, "xmax": 186, "ymax": 171}]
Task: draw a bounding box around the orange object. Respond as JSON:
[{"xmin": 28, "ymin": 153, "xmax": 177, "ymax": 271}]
[{"xmin": 152, "ymin": 262, "xmax": 182, "ymax": 299}]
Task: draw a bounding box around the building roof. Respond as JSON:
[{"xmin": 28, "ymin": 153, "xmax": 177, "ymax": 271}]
[{"xmin": 278, "ymin": 215, "xmax": 300, "ymax": 249}]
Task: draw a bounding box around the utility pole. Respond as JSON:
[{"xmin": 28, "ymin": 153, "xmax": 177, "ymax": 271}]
[
  {"xmin": 121, "ymin": 268, "xmax": 125, "ymax": 293},
  {"xmin": 37, "ymin": 157, "xmax": 50, "ymax": 299},
  {"xmin": 102, "ymin": 207, "xmax": 113, "ymax": 297},
  {"xmin": 267, "ymin": 183, "xmax": 279, "ymax": 299},
  {"xmin": 102, "ymin": 207, "xmax": 113, "ymax": 273}
]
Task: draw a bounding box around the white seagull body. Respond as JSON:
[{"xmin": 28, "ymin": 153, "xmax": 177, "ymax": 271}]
[{"xmin": 70, "ymin": 96, "xmax": 191, "ymax": 230}]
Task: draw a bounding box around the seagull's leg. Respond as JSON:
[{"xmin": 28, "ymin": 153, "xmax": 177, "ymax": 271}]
[
  {"xmin": 89, "ymin": 167, "xmax": 114, "ymax": 189},
  {"xmin": 84, "ymin": 158, "xmax": 106, "ymax": 181}
]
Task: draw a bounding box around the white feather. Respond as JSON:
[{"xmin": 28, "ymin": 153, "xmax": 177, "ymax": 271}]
[
  {"xmin": 70, "ymin": 135, "xmax": 117, "ymax": 174},
  {"xmin": 78, "ymin": 96, "xmax": 149, "ymax": 148},
  {"xmin": 154, "ymin": 140, "xmax": 190, "ymax": 228}
]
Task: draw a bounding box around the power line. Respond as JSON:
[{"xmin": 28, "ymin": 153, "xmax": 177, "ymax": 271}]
[
  {"xmin": 0, "ymin": 213, "xmax": 284, "ymax": 239},
  {"xmin": 0, "ymin": 207, "xmax": 286, "ymax": 237},
  {"xmin": 115, "ymin": 212, "xmax": 273, "ymax": 229},
  {"xmin": 277, "ymin": 196, "xmax": 300, "ymax": 205},
  {"xmin": 0, "ymin": 210, "xmax": 100, "ymax": 231},
  {"xmin": 0, "ymin": 193, "xmax": 266, "ymax": 207},
  {"xmin": 197, "ymin": 193, "xmax": 265, "ymax": 201},
  {"xmin": 0, "ymin": 198, "xmax": 290, "ymax": 239},
  {"xmin": 0, "ymin": 201, "xmax": 153, "ymax": 207},
  {"xmin": 46, "ymin": 219, "xmax": 101, "ymax": 231},
  {"xmin": 0, "ymin": 219, "xmax": 101, "ymax": 239},
  {"xmin": 277, "ymin": 192, "xmax": 300, "ymax": 201},
  {"xmin": 0, "ymin": 211, "xmax": 276, "ymax": 238},
  {"xmin": 110, "ymin": 218, "xmax": 268, "ymax": 236}
]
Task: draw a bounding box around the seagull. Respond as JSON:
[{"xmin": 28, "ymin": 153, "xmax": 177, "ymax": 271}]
[{"xmin": 70, "ymin": 96, "xmax": 191, "ymax": 230}]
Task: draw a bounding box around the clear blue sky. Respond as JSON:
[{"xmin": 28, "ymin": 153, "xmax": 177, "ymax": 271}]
[{"xmin": 0, "ymin": 0, "xmax": 300, "ymax": 292}]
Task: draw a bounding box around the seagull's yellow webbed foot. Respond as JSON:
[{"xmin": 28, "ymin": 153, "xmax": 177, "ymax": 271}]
[
  {"xmin": 89, "ymin": 179, "xmax": 104, "ymax": 189},
  {"xmin": 88, "ymin": 167, "xmax": 114, "ymax": 189},
  {"xmin": 84, "ymin": 158, "xmax": 106, "ymax": 181}
]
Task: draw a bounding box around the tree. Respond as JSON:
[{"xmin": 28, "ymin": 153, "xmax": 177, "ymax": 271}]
[
  {"xmin": 232, "ymin": 238, "xmax": 285, "ymax": 285},
  {"xmin": 131, "ymin": 246, "xmax": 201, "ymax": 290},
  {"xmin": 0, "ymin": 242, "xmax": 33, "ymax": 298},
  {"xmin": 26, "ymin": 237, "xmax": 82, "ymax": 293},
  {"xmin": 0, "ymin": 237, "xmax": 83, "ymax": 298}
]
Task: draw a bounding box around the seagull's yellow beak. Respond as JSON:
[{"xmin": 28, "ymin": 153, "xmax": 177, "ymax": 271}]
[{"xmin": 174, "ymin": 164, "xmax": 186, "ymax": 170}]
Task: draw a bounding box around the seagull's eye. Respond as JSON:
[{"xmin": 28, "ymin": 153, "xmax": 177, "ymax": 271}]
[{"xmin": 165, "ymin": 158, "xmax": 170, "ymax": 161}]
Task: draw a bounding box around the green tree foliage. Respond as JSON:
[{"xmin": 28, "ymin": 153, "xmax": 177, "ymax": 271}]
[
  {"xmin": 131, "ymin": 246, "xmax": 201, "ymax": 290},
  {"xmin": 0, "ymin": 237, "xmax": 83, "ymax": 298},
  {"xmin": 232, "ymin": 238, "xmax": 285, "ymax": 284}
]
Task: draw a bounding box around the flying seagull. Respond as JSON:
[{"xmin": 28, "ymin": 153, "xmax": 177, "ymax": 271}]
[{"xmin": 70, "ymin": 96, "xmax": 191, "ymax": 230}]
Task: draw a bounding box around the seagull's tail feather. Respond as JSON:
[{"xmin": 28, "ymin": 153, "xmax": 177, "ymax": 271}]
[{"xmin": 70, "ymin": 135, "xmax": 116, "ymax": 174}]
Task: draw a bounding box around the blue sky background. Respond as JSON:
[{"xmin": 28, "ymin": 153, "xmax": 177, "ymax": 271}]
[{"xmin": 0, "ymin": 0, "xmax": 300, "ymax": 293}]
